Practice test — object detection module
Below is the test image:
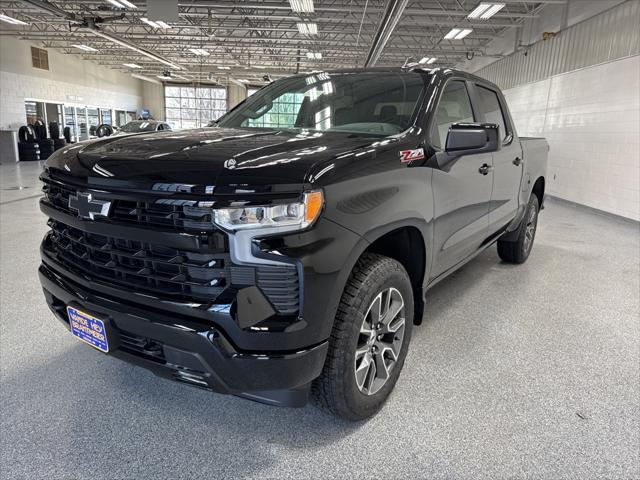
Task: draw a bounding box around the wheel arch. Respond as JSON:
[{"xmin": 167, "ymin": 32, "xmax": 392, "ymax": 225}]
[
  {"xmin": 531, "ymin": 176, "xmax": 545, "ymax": 208},
  {"xmin": 364, "ymin": 225, "xmax": 426, "ymax": 326}
]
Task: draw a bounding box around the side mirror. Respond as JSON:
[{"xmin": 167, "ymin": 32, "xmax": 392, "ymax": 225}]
[{"xmin": 445, "ymin": 123, "xmax": 501, "ymax": 155}]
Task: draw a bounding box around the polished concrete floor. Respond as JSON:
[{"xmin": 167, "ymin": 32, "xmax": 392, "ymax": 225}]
[{"xmin": 1, "ymin": 160, "xmax": 638, "ymax": 479}]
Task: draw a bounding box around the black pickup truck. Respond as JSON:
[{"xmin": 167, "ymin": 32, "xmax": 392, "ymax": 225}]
[{"xmin": 39, "ymin": 68, "xmax": 548, "ymax": 420}]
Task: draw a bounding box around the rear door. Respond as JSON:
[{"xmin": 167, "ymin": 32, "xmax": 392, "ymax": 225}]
[
  {"xmin": 429, "ymin": 80, "xmax": 494, "ymax": 278},
  {"xmin": 472, "ymin": 83, "xmax": 523, "ymax": 234}
]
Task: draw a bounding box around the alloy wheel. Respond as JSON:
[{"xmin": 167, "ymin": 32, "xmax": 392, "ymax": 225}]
[{"xmin": 354, "ymin": 287, "xmax": 406, "ymax": 395}]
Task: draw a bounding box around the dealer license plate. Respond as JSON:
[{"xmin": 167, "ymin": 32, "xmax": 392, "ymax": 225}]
[{"xmin": 67, "ymin": 306, "xmax": 109, "ymax": 353}]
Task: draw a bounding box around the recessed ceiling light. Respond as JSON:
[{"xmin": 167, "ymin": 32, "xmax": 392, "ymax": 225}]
[
  {"xmin": 0, "ymin": 13, "xmax": 28, "ymax": 25},
  {"xmin": 72, "ymin": 44, "xmax": 98, "ymax": 52},
  {"xmin": 289, "ymin": 0, "xmax": 314, "ymax": 13},
  {"xmin": 467, "ymin": 2, "xmax": 505, "ymax": 19},
  {"xmin": 239, "ymin": 79, "xmax": 250, "ymax": 83},
  {"xmin": 444, "ymin": 28, "xmax": 472, "ymax": 40},
  {"xmin": 217, "ymin": 66, "xmax": 231, "ymax": 70},
  {"xmin": 297, "ymin": 22, "xmax": 318, "ymax": 35},
  {"xmin": 189, "ymin": 48, "xmax": 210, "ymax": 56},
  {"xmin": 306, "ymin": 52, "xmax": 322, "ymax": 59},
  {"xmin": 123, "ymin": 62, "xmax": 142, "ymax": 68}
]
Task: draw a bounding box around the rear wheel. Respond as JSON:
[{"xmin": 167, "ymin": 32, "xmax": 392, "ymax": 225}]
[
  {"xmin": 497, "ymin": 194, "xmax": 539, "ymax": 263},
  {"xmin": 312, "ymin": 253, "xmax": 413, "ymax": 420}
]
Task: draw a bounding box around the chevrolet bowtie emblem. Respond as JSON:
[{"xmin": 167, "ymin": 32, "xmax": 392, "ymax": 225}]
[{"xmin": 68, "ymin": 192, "xmax": 112, "ymax": 220}]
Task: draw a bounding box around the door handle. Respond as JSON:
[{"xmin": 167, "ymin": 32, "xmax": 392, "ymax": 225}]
[
  {"xmin": 513, "ymin": 157, "xmax": 522, "ymax": 166},
  {"xmin": 478, "ymin": 163, "xmax": 493, "ymax": 175}
]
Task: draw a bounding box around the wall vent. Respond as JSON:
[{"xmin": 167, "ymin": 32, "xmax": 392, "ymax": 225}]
[{"xmin": 31, "ymin": 46, "xmax": 49, "ymax": 70}]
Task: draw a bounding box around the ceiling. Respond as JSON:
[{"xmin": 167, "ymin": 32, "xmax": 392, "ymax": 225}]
[{"xmin": 0, "ymin": 0, "xmax": 554, "ymax": 85}]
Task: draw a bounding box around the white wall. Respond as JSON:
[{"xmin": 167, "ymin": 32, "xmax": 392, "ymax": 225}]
[
  {"xmin": 505, "ymin": 55, "xmax": 640, "ymax": 221},
  {"xmin": 0, "ymin": 36, "xmax": 143, "ymax": 130}
]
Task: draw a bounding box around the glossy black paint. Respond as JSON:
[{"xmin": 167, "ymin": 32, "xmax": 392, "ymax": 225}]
[{"xmin": 39, "ymin": 67, "xmax": 548, "ymax": 405}]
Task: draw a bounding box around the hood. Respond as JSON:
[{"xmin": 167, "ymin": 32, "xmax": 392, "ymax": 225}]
[{"xmin": 46, "ymin": 127, "xmax": 382, "ymax": 190}]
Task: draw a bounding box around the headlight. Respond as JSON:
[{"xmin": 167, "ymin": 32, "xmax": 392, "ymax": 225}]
[{"xmin": 214, "ymin": 190, "xmax": 324, "ymax": 232}]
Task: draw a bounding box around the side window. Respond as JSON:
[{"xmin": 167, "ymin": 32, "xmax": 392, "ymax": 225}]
[
  {"xmin": 430, "ymin": 81, "xmax": 475, "ymax": 149},
  {"xmin": 476, "ymin": 85, "xmax": 508, "ymax": 141}
]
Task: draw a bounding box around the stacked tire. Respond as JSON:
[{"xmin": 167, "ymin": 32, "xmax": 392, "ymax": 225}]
[
  {"xmin": 17, "ymin": 125, "xmax": 40, "ymax": 161},
  {"xmin": 49, "ymin": 121, "xmax": 67, "ymax": 151},
  {"xmin": 29, "ymin": 119, "xmax": 54, "ymax": 159}
]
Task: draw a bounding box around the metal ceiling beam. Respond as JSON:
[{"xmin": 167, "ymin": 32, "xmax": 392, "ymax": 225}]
[{"xmin": 364, "ymin": 0, "xmax": 409, "ymax": 67}]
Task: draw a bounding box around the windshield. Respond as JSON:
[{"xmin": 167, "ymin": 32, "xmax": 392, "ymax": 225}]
[
  {"xmin": 120, "ymin": 121, "xmax": 157, "ymax": 133},
  {"xmin": 218, "ymin": 72, "xmax": 425, "ymax": 136}
]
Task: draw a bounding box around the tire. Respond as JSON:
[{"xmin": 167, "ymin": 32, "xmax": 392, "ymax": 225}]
[
  {"xmin": 63, "ymin": 127, "xmax": 72, "ymax": 143},
  {"xmin": 32, "ymin": 120, "xmax": 47, "ymax": 140},
  {"xmin": 18, "ymin": 125, "xmax": 36, "ymax": 143},
  {"xmin": 497, "ymin": 194, "xmax": 540, "ymax": 264},
  {"xmin": 312, "ymin": 253, "xmax": 413, "ymax": 420},
  {"xmin": 49, "ymin": 121, "xmax": 60, "ymax": 139},
  {"xmin": 53, "ymin": 138, "xmax": 66, "ymax": 150}
]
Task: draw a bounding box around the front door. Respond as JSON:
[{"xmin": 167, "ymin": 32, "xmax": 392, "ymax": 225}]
[{"xmin": 429, "ymin": 80, "xmax": 494, "ymax": 279}]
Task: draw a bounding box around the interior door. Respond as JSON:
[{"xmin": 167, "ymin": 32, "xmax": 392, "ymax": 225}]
[
  {"xmin": 474, "ymin": 84, "xmax": 524, "ymax": 234},
  {"xmin": 429, "ymin": 80, "xmax": 494, "ymax": 279}
]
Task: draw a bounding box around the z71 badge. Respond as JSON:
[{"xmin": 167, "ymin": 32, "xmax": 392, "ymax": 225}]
[{"xmin": 399, "ymin": 148, "xmax": 425, "ymax": 163}]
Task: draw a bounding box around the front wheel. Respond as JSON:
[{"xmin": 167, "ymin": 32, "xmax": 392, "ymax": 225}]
[
  {"xmin": 497, "ymin": 194, "xmax": 540, "ymax": 264},
  {"xmin": 312, "ymin": 253, "xmax": 413, "ymax": 420}
]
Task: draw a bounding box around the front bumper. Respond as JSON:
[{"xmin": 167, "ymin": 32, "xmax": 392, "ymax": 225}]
[{"xmin": 39, "ymin": 263, "xmax": 328, "ymax": 407}]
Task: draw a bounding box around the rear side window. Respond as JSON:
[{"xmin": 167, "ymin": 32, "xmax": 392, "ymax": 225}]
[
  {"xmin": 476, "ymin": 85, "xmax": 508, "ymax": 140},
  {"xmin": 431, "ymin": 80, "xmax": 475, "ymax": 149}
]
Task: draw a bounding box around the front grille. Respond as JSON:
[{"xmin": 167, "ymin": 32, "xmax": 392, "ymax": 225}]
[
  {"xmin": 112, "ymin": 200, "xmax": 215, "ymax": 231},
  {"xmin": 42, "ymin": 174, "xmax": 301, "ymax": 315},
  {"xmin": 47, "ymin": 220, "xmax": 228, "ymax": 302},
  {"xmin": 42, "ymin": 178, "xmax": 216, "ymax": 232}
]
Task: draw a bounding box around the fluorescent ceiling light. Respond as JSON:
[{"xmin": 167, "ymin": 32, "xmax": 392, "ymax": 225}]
[
  {"xmin": 455, "ymin": 28, "xmax": 473, "ymax": 39},
  {"xmin": 418, "ymin": 57, "xmax": 436, "ymax": 64},
  {"xmin": 468, "ymin": 2, "xmax": 505, "ymax": 19},
  {"xmin": 123, "ymin": 62, "xmax": 142, "ymax": 68},
  {"xmin": 480, "ymin": 3, "xmax": 505, "ymax": 19},
  {"xmin": 239, "ymin": 79, "xmax": 250, "ymax": 83},
  {"xmin": 141, "ymin": 17, "xmax": 159, "ymax": 28},
  {"xmin": 141, "ymin": 18, "xmax": 171, "ymax": 29},
  {"xmin": 444, "ymin": 28, "xmax": 460, "ymax": 40},
  {"xmin": 189, "ymin": 48, "xmax": 209, "ymax": 56},
  {"xmin": 107, "ymin": 0, "xmax": 137, "ymax": 9},
  {"xmin": 0, "ymin": 13, "xmax": 28, "ymax": 25},
  {"xmin": 72, "ymin": 44, "xmax": 98, "ymax": 52},
  {"xmin": 306, "ymin": 52, "xmax": 322, "ymax": 59},
  {"xmin": 297, "ymin": 22, "xmax": 318, "ymax": 35},
  {"xmin": 90, "ymin": 28, "xmax": 182, "ymax": 70},
  {"xmin": 217, "ymin": 66, "xmax": 231, "ymax": 70},
  {"xmin": 444, "ymin": 28, "xmax": 472, "ymax": 40},
  {"xmin": 131, "ymin": 73, "xmax": 161, "ymax": 84},
  {"xmin": 289, "ymin": 0, "xmax": 314, "ymax": 13}
]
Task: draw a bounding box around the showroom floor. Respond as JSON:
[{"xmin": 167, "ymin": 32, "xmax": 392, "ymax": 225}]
[{"xmin": 1, "ymin": 161, "xmax": 638, "ymax": 480}]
